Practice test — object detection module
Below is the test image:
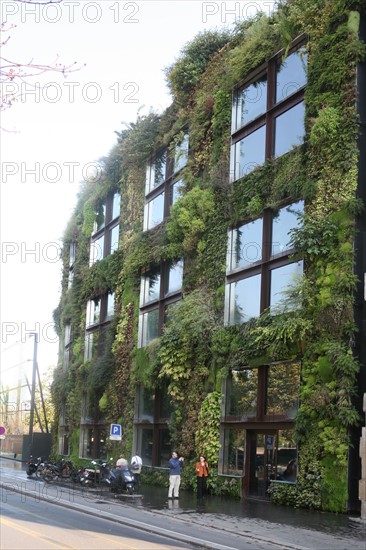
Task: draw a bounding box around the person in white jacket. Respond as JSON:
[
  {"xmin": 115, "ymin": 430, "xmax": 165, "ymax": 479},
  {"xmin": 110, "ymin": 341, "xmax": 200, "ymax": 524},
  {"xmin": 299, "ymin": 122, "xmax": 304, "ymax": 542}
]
[{"xmin": 130, "ymin": 454, "xmax": 142, "ymax": 485}]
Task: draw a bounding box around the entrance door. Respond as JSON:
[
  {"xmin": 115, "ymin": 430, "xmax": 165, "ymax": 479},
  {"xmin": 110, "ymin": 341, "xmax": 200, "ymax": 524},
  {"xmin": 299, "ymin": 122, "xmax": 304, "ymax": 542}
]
[{"xmin": 248, "ymin": 431, "xmax": 277, "ymax": 498}]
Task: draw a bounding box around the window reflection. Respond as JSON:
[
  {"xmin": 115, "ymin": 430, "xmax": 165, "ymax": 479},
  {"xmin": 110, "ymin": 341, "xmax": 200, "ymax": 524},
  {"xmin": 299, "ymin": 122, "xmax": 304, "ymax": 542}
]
[
  {"xmin": 274, "ymin": 102, "xmax": 305, "ymax": 157},
  {"xmin": 226, "ymin": 274, "xmax": 261, "ymax": 325},
  {"xmin": 266, "ymin": 363, "xmax": 300, "ymax": 418},
  {"xmin": 235, "ymin": 75, "xmax": 267, "ymax": 128},
  {"xmin": 146, "ymin": 152, "xmax": 167, "ymax": 195},
  {"xmin": 112, "ymin": 192, "xmax": 121, "ymax": 220},
  {"xmin": 166, "ymin": 260, "xmax": 183, "ymax": 295},
  {"xmin": 171, "ymin": 179, "xmax": 184, "ymax": 205},
  {"xmin": 174, "ymin": 134, "xmax": 189, "ymax": 173},
  {"xmin": 140, "ymin": 268, "xmax": 161, "ymax": 305},
  {"xmin": 110, "ymin": 225, "xmax": 119, "ymax": 254},
  {"xmin": 222, "ymin": 428, "xmax": 245, "ymax": 475},
  {"xmin": 226, "ymin": 369, "xmax": 257, "ymax": 417},
  {"xmin": 139, "ymin": 309, "xmax": 159, "ymax": 346},
  {"xmin": 227, "ymin": 218, "xmax": 263, "ymax": 271},
  {"xmin": 89, "ymin": 235, "xmax": 104, "ymax": 265},
  {"xmin": 271, "ymin": 201, "xmax": 304, "ymax": 256},
  {"xmin": 276, "ymin": 49, "xmax": 307, "ymax": 103},
  {"xmin": 270, "ymin": 261, "xmax": 303, "ymax": 312},
  {"xmin": 144, "ymin": 192, "xmax": 165, "ymax": 230},
  {"xmin": 234, "ymin": 125, "xmax": 266, "ymax": 178}
]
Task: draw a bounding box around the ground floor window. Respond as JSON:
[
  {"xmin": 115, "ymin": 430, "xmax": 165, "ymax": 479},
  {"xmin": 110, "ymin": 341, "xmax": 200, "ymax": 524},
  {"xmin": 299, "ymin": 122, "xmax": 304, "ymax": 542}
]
[
  {"xmin": 79, "ymin": 426, "xmax": 107, "ymax": 459},
  {"xmin": 134, "ymin": 426, "xmax": 170, "ymax": 467},
  {"xmin": 58, "ymin": 428, "xmax": 70, "ymax": 456},
  {"xmin": 221, "ymin": 428, "xmax": 245, "ymax": 475}
]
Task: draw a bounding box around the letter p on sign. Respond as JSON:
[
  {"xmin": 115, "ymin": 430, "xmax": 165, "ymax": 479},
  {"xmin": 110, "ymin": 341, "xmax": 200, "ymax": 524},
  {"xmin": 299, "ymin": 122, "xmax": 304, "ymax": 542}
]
[{"xmin": 110, "ymin": 424, "xmax": 122, "ymax": 440}]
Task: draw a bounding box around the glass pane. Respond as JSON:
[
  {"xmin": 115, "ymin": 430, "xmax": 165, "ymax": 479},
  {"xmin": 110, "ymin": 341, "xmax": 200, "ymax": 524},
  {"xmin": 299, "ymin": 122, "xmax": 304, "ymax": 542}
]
[
  {"xmin": 145, "ymin": 192, "xmax": 165, "ymax": 230},
  {"xmin": 146, "ymin": 152, "xmax": 167, "ymax": 195},
  {"xmin": 160, "ymin": 386, "xmax": 174, "ymax": 418},
  {"xmin": 112, "ymin": 192, "xmax": 121, "ymax": 220},
  {"xmin": 94, "ymin": 203, "xmax": 106, "ymax": 233},
  {"xmin": 89, "ymin": 235, "xmax": 104, "ymax": 265},
  {"xmin": 171, "ymin": 179, "xmax": 184, "ymax": 205},
  {"xmin": 141, "ymin": 428, "xmax": 153, "ymax": 466},
  {"xmin": 140, "ymin": 268, "xmax": 161, "ymax": 305},
  {"xmin": 228, "ymin": 219, "xmax": 263, "ymax": 272},
  {"xmin": 236, "ymin": 75, "xmax": 267, "ymax": 127},
  {"xmin": 270, "ymin": 261, "xmax": 303, "ymax": 312},
  {"xmin": 274, "ymin": 102, "xmax": 305, "ymax": 157},
  {"xmin": 271, "ymin": 201, "xmax": 304, "ymax": 256},
  {"xmin": 222, "ymin": 428, "xmax": 245, "ymax": 475},
  {"xmin": 174, "ymin": 134, "xmax": 189, "ymax": 173},
  {"xmin": 277, "ymin": 429, "xmax": 297, "ymax": 482},
  {"xmin": 227, "ymin": 274, "xmax": 261, "ymax": 325},
  {"xmin": 142, "ymin": 386, "xmax": 154, "ymax": 419},
  {"xmin": 141, "ymin": 309, "xmax": 159, "ymax": 346},
  {"xmin": 235, "ymin": 125, "xmax": 266, "ymax": 178},
  {"xmin": 226, "ymin": 369, "xmax": 257, "ymax": 417},
  {"xmin": 159, "ymin": 429, "xmax": 171, "ymax": 467},
  {"xmin": 266, "ymin": 362, "xmax": 300, "ymax": 418},
  {"xmin": 166, "ymin": 259, "xmax": 183, "ymax": 295},
  {"xmin": 110, "ymin": 225, "xmax": 119, "ymax": 254},
  {"xmin": 69, "ymin": 242, "xmax": 76, "ymax": 265},
  {"xmin": 276, "ymin": 48, "xmax": 307, "ymax": 103},
  {"xmin": 106, "ymin": 292, "xmax": 115, "ymax": 318}
]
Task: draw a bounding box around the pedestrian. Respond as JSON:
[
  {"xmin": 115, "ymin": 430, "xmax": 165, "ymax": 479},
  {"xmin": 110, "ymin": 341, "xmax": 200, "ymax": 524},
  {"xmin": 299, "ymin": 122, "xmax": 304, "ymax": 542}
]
[
  {"xmin": 116, "ymin": 454, "xmax": 128, "ymax": 469},
  {"xmin": 168, "ymin": 451, "xmax": 184, "ymax": 499},
  {"xmin": 195, "ymin": 455, "xmax": 209, "ymax": 499},
  {"xmin": 130, "ymin": 453, "xmax": 142, "ymax": 486}
]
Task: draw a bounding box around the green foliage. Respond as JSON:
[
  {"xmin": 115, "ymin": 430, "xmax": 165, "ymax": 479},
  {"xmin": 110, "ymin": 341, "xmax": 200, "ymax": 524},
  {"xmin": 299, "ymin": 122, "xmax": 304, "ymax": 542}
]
[
  {"xmin": 165, "ymin": 30, "xmax": 231, "ymax": 106},
  {"xmin": 195, "ymin": 392, "xmax": 222, "ymax": 466}
]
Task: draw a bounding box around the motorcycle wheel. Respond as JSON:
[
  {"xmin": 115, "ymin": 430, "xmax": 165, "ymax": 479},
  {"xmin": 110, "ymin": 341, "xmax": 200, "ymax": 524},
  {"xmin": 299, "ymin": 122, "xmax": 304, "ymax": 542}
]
[{"xmin": 36, "ymin": 465, "xmax": 46, "ymax": 480}]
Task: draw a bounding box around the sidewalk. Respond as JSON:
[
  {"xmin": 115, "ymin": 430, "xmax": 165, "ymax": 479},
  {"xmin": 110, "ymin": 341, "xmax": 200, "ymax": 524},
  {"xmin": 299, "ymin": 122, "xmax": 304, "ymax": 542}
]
[{"xmin": 1, "ymin": 457, "xmax": 365, "ymax": 550}]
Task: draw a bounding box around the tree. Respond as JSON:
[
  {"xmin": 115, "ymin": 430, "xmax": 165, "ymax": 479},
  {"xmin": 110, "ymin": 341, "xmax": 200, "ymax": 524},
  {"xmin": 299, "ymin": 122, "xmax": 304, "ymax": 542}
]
[{"xmin": 0, "ymin": 0, "xmax": 84, "ymax": 113}]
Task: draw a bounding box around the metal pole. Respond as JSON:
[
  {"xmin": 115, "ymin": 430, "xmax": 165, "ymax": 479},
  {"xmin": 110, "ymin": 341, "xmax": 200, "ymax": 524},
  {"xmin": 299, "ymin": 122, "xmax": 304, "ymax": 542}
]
[{"xmin": 28, "ymin": 333, "xmax": 38, "ymax": 460}]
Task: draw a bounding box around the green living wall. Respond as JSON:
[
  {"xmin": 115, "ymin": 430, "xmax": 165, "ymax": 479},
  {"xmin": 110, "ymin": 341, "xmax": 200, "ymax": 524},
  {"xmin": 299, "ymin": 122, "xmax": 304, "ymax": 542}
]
[{"xmin": 52, "ymin": 0, "xmax": 365, "ymax": 511}]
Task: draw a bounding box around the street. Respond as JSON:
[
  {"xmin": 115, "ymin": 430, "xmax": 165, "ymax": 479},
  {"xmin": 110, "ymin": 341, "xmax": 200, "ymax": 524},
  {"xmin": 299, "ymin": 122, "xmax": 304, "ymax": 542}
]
[{"xmin": 1, "ymin": 458, "xmax": 365, "ymax": 550}]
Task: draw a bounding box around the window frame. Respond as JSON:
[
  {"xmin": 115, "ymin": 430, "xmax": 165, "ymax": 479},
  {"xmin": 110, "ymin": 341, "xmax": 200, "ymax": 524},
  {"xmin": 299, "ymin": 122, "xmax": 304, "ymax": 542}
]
[
  {"xmin": 230, "ymin": 35, "xmax": 307, "ymax": 181},
  {"xmin": 89, "ymin": 191, "xmax": 120, "ymax": 265},
  {"xmin": 225, "ymin": 201, "xmax": 304, "ymax": 325},
  {"xmin": 144, "ymin": 132, "xmax": 189, "ymax": 232},
  {"xmin": 138, "ymin": 260, "xmax": 183, "ymax": 348}
]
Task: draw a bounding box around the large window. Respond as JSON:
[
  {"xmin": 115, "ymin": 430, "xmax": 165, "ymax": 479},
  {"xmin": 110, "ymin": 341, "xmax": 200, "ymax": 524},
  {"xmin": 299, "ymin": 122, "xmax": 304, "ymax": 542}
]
[
  {"xmin": 225, "ymin": 201, "xmax": 304, "ymax": 325},
  {"xmin": 144, "ymin": 133, "xmax": 188, "ymax": 232},
  {"xmin": 138, "ymin": 260, "xmax": 183, "ymax": 347},
  {"xmin": 89, "ymin": 191, "xmax": 120, "ymax": 266},
  {"xmin": 230, "ymin": 40, "xmax": 307, "ymax": 181},
  {"xmin": 84, "ymin": 292, "xmax": 115, "ymax": 361},
  {"xmin": 133, "ymin": 385, "xmax": 174, "ymax": 467}
]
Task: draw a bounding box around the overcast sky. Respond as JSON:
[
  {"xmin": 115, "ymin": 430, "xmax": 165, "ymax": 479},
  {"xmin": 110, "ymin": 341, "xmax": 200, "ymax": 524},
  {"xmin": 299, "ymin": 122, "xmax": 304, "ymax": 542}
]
[{"xmin": 0, "ymin": 0, "xmax": 276, "ymax": 375}]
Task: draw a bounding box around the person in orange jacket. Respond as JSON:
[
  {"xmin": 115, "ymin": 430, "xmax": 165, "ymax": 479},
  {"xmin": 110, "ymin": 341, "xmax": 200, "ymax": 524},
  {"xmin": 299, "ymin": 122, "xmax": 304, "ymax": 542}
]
[{"xmin": 195, "ymin": 455, "xmax": 209, "ymax": 499}]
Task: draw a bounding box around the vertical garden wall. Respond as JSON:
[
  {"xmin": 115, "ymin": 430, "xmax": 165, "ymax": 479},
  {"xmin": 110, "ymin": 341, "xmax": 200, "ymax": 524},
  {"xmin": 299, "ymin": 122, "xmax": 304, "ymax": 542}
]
[{"xmin": 52, "ymin": 0, "xmax": 366, "ymax": 512}]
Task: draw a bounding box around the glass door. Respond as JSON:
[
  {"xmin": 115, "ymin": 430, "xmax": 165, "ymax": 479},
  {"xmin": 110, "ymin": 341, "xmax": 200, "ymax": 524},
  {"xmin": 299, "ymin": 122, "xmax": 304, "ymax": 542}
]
[{"xmin": 248, "ymin": 431, "xmax": 277, "ymax": 498}]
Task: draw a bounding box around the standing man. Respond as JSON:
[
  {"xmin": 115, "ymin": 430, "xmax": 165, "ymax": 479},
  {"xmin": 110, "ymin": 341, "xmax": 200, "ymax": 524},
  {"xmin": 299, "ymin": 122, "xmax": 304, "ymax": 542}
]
[{"xmin": 168, "ymin": 451, "xmax": 184, "ymax": 499}]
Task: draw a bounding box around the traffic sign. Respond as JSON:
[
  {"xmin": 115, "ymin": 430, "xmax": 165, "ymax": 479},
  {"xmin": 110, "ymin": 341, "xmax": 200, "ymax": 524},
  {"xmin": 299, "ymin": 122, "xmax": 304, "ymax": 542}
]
[
  {"xmin": 0, "ymin": 426, "xmax": 5, "ymax": 436},
  {"xmin": 110, "ymin": 423, "xmax": 122, "ymax": 441}
]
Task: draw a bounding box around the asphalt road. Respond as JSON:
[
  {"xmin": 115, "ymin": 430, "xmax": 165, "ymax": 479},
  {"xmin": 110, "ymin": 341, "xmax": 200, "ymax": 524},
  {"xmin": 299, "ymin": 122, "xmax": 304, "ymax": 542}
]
[{"xmin": 1, "ymin": 458, "xmax": 365, "ymax": 550}]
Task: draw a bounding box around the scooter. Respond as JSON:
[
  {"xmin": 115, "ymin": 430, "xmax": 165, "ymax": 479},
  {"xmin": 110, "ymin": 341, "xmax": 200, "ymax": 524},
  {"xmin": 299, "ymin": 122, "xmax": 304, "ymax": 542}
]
[
  {"xmin": 109, "ymin": 465, "xmax": 137, "ymax": 495},
  {"xmin": 26, "ymin": 456, "xmax": 45, "ymax": 478},
  {"xmin": 79, "ymin": 459, "xmax": 113, "ymax": 488}
]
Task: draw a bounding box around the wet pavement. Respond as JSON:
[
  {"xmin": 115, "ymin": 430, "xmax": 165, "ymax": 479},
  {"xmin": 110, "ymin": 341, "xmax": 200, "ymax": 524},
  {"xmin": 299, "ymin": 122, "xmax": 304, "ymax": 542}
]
[{"xmin": 1, "ymin": 456, "xmax": 365, "ymax": 549}]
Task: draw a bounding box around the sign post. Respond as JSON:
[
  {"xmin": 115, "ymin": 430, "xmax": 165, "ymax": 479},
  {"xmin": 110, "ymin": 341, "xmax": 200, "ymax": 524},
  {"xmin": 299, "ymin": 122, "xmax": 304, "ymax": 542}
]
[{"xmin": 110, "ymin": 424, "xmax": 122, "ymax": 441}]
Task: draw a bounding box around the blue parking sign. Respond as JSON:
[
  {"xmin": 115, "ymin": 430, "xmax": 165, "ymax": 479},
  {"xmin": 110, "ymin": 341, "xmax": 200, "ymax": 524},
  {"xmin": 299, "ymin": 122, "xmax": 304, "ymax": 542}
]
[{"xmin": 110, "ymin": 424, "xmax": 122, "ymax": 440}]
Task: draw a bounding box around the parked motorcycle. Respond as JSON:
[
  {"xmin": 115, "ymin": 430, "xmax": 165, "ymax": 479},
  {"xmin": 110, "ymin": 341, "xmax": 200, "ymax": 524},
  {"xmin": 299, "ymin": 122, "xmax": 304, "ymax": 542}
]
[
  {"xmin": 42, "ymin": 458, "xmax": 76, "ymax": 483},
  {"xmin": 79, "ymin": 459, "xmax": 113, "ymax": 488},
  {"xmin": 26, "ymin": 456, "xmax": 46, "ymax": 478},
  {"xmin": 109, "ymin": 465, "xmax": 137, "ymax": 495}
]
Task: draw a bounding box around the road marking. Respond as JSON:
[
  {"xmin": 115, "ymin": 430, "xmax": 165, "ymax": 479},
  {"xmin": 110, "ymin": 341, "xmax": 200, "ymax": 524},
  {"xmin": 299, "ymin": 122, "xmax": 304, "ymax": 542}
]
[{"xmin": 0, "ymin": 516, "xmax": 78, "ymax": 549}]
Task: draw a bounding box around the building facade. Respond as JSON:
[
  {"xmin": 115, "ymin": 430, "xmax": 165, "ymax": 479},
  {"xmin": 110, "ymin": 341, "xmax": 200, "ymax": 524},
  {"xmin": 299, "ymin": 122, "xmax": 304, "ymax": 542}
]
[{"xmin": 52, "ymin": 0, "xmax": 366, "ymax": 512}]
